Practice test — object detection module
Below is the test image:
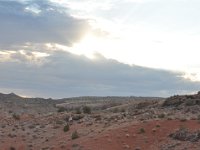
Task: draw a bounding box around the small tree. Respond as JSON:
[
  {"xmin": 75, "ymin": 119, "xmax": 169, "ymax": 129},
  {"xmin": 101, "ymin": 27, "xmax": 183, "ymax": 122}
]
[
  {"xmin": 57, "ymin": 107, "xmax": 66, "ymax": 113},
  {"xmin": 71, "ymin": 130, "xmax": 79, "ymax": 140},
  {"xmin": 75, "ymin": 107, "xmax": 82, "ymax": 114},
  {"xmin": 139, "ymin": 128, "xmax": 145, "ymax": 134},
  {"xmin": 63, "ymin": 124, "xmax": 70, "ymax": 132},
  {"xmin": 83, "ymin": 106, "xmax": 91, "ymax": 114}
]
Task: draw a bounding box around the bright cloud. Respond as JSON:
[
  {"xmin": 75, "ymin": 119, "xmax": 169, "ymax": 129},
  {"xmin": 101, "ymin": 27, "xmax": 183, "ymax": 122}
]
[{"xmin": 56, "ymin": 0, "xmax": 200, "ymax": 80}]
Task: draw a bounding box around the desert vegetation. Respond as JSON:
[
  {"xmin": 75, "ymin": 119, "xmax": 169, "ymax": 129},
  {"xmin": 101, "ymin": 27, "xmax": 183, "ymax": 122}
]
[{"xmin": 1, "ymin": 92, "xmax": 200, "ymax": 149}]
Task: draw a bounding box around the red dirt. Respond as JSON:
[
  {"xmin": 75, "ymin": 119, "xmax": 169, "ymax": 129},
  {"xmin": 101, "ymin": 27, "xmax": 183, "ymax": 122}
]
[
  {"xmin": 64, "ymin": 119, "xmax": 200, "ymax": 150},
  {"xmin": 1, "ymin": 118, "xmax": 200, "ymax": 150}
]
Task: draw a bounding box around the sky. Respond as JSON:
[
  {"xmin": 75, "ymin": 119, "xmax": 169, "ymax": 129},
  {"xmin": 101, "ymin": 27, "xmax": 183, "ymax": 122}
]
[{"xmin": 0, "ymin": 0, "xmax": 200, "ymax": 98}]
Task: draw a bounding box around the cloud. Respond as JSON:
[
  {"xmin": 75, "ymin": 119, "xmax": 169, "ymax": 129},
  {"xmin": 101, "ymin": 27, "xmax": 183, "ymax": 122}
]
[
  {"xmin": 0, "ymin": 0, "xmax": 90, "ymax": 49},
  {"xmin": 1, "ymin": 0, "xmax": 200, "ymax": 98},
  {"xmin": 0, "ymin": 50, "xmax": 199, "ymax": 98}
]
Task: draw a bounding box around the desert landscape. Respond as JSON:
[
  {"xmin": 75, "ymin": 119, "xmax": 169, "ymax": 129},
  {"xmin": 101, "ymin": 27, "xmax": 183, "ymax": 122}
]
[
  {"xmin": 1, "ymin": 0, "xmax": 200, "ymax": 150},
  {"xmin": 1, "ymin": 92, "xmax": 200, "ymax": 150}
]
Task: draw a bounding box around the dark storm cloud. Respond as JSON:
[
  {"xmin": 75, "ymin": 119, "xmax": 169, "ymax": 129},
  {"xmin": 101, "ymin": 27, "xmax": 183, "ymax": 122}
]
[
  {"xmin": 0, "ymin": 51, "xmax": 199, "ymax": 98},
  {"xmin": 0, "ymin": 0, "xmax": 90, "ymax": 49}
]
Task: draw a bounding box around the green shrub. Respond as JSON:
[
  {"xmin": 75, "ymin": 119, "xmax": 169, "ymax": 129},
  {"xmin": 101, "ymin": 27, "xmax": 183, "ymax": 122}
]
[
  {"xmin": 83, "ymin": 106, "xmax": 91, "ymax": 114},
  {"xmin": 57, "ymin": 107, "xmax": 66, "ymax": 113},
  {"xmin": 75, "ymin": 107, "xmax": 82, "ymax": 114},
  {"xmin": 63, "ymin": 124, "xmax": 70, "ymax": 132},
  {"xmin": 139, "ymin": 128, "xmax": 145, "ymax": 134},
  {"xmin": 71, "ymin": 130, "xmax": 79, "ymax": 140}
]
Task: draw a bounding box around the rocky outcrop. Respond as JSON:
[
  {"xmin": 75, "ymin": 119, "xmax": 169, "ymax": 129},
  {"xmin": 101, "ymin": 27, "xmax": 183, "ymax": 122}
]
[
  {"xmin": 169, "ymin": 128, "xmax": 200, "ymax": 142},
  {"xmin": 163, "ymin": 91, "xmax": 200, "ymax": 107}
]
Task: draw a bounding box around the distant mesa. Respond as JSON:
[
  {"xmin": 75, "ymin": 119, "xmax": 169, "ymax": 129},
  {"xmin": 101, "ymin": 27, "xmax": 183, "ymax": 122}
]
[
  {"xmin": 0, "ymin": 92, "xmax": 21, "ymax": 99},
  {"xmin": 8, "ymin": 92, "xmax": 19, "ymax": 97}
]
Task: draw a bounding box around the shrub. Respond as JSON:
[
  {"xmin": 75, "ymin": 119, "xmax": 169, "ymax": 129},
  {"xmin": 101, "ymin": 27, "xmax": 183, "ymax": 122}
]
[
  {"xmin": 158, "ymin": 113, "xmax": 165, "ymax": 118},
  {"xmin": 53, "ymin": 125, "xmax": 60, "ymax": 129},
  {"xmin": 112, "ymin": 108, "xmax": 119, "ymax": 113},
  {"xmin": 75, "ymin": 107, "xmax": 82, "ymax": 114},
  {"xmin": 94, "ymin": 114, "xmax": 102, "ymax": 121},
  {"xmin": 136, "ymin": 102, "xmax": 151, "ymax": 109},
  {"xmin": 139, "ymin": 128, "xmax": 145, "ymax": 134},
  {"xmin": 63, "ymin": 124, "xmax": 69, "ymax": 132},
  {"xmin": 57, "ymin": 107, "xmax": 66, "ymax": 113},
  {"xmin": 56, "ymin": 120, "xmax": 64, "ymax": 125},
  {"xmin": 120, "ymin": 108, "xmax": 126, "ymax": 112},
  {"xmin": 180, "ymin": 118, "xmax": 187, "ymax": 122},
  {"xmin": 197, "ymin": 115, "xmax": 200, "ymax": 121},
  {"xmin": 73, "ymin": 114, "xmax": 84, "ymax": 121},
  {"xmin": 10, "ymin": 147, "xmax": 16, "ymax": 150},
  {"xmin": 28, "ymin": 124, "xmax": 36, "ymax": 129},
  {"xmin": 168, "ymin": 126, "xmax": 200, "ymax": 142},
  {"xmin": 83, "ymin": 106, "xmax": 91, "ymax": 114},
  {"xmin": 12, "ymin": 113, "xmax": 20, "ymax": 120},
  {"xmin": 156, "ymin": 124, "xmax": 160, "ymax": 128},
  {"xmin": 71, "ymin": 130, "xmax": 79, "ymax": 140}
]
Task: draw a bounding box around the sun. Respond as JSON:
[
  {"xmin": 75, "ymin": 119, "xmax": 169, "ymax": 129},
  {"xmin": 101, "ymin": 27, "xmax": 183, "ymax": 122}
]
[
  {"xmin": 71, "ymin": 34, "xmax": 101, "ymax": 59},
  {"xmin": 56, "ymin": 33, "xmax": 114, "ymax": 60}
]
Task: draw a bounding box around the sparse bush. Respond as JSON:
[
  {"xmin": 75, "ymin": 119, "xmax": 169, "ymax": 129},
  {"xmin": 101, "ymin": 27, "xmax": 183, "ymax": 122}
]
[
  {"xmin": 152, "ymin": 128, "xmax": 156, "ymax": 133},
  {"xmin": 56, "ymin": 120, "xmax": 64, "ymax": 125},
  {"xmin": 28, "ymin": 124, "xmax": 36, "ymax": 129},
  {"xmin": 158, "ymin": 113, "xmax": 165, "ymax": 118},
  {"xmin": 10, "ymin": 147, "xmax": 16, "ymax": 150},
  {"xmin": 180, "ymin": 118, "xmax": 187, "ymax": 122},
  {"xmin": 120, "ymin": 108, "xmax": 126, "ymax": 112},
  {"xmin": 167, "ymin": 117, "xmax": 173, "ymax": 120},
  {"xmin": 93, "ymin": 114, "xmax": 102, "ymax": 121},
  {"xmin": 139, "ymin": 128, "xmax": 145, "ymax": 134},
  {"xmin": 65, "ymin": 115, "xmax": 70, "ymax": 122},
  {"xmin": 162, "ymin": 96, "xmax": 184, "ymax": 107},
  {"xmin": 63, "ymin": 124, "xmax": 69, "ymax": 132},
  {"xmin": 12, "ymin": 113, "xmax": 20, "ymax": 120},
  {"xmin": 57, "ymin": 107, "xmax": 66, "ymax": 113},
  {"xmin": 53, "ymin": 125, "xmax": 60, "ymax": 129},
  {"xmin": 83, "ymin": 106, "xmax": 91, "ymax": 114},
  {"xmin": 72, "ymin": 143, "xmax": 79, "ymax": 148},
  {"xmin": 112, "ymin": 108, "xmax": 119, "ymax": 113},
  {"xmin": 186, "ymin": 95, "xmax": 194, "ymax": 99},
  {"xmin": 197, "ymin": 115, "xmax": 200, "ymax": 121},
  {"xmin": 136, "ymin": 102, "xmax": 151, "ymax": 109},
  {"xmin": 179, "ymin": 125, "xmax": 187, "ymax": 130},
  {"xmin": 71, "ymin": 130, "xmax": 79, "ymax": 139},
  {"xmin": 75, "ymin": 107, "xmax": 82, "ymax": 114},
  {"xmin": 169, "ymin": 126, "xmax": 200, "ymax": 142},
  {"xmin": 156, "ymin": 124, "xmax": 160, "ymax": 128},
  {"xmin": 73, "ymin": 114, "xmax": 84, "ymax": 121},
  {"xmin": 40, "ymin": 125, "xmax": 45, "ymax": 128}
]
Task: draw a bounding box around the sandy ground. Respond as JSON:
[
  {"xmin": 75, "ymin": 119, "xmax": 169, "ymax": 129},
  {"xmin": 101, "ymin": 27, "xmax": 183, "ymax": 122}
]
[{"xmin": 1, "ymin": 115, "xmax": 200, "ymax": 150}]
